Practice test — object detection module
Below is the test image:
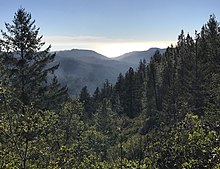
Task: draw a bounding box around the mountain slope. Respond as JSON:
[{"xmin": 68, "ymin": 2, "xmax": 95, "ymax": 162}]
[
  {"xmin": 55, "ymin": 49, "xmax": 131, "ymax": 95},
  {"xmin": 114, "ymin": 48, "xmax": 166, "ymax": 65},
  {"xmin": 54, "ymin": 48, "xmax": 165, "ymax": 96}
]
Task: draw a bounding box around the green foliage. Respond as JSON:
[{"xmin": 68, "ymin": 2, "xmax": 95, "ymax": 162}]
[
  {"xmin": 143, "ymin": 113, "xmax": 220, "ymax": 168},
  {"xmin": 0, "ymin": 84, "xmax": 58, "ymax": 168},
  {"xmin": 1, "ymin": 9, "xmax": 220, "ymax": 168}
]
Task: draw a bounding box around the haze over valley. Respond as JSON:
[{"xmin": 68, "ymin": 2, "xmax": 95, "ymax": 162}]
[{"xmin": 54, "ymin": 48, "xmax": 165, "ymax": 95}]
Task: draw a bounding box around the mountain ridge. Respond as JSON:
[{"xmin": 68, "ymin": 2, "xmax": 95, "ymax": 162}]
[
  {"xmin": 114, "ymin": 47, "xmax": 166, "ymax": 64},
  {"xmin": 54, "ymin": 48, "xmax": 165, "ymax": 95}
]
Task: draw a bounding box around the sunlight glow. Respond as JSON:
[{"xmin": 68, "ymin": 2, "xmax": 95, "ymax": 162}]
[
  {"xmin": 96, "ymin": 41, "xmax": 176, "ymax": 57},
  {"xmin": 43, "ymin": 35, "xmax": 176, "ymax": 58}
]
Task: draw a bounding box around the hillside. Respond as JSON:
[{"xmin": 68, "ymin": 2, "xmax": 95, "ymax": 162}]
[
  {"xmin": 115, "ymin": 48, "xmax": 166, "ymax": 65},
  {"xmin": 54, "ymin": 48, "xmax": 164, "ymax": 95}
]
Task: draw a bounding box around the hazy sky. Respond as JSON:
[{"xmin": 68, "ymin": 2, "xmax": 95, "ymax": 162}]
[{"xmin": 1, "ymin": 0, "xmax": 220, "ymax": 57}]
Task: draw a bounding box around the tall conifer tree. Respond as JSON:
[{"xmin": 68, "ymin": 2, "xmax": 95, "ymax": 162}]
[{"xmin": 0, "ymin": 8, "xmax": 68, "ymax": 109}]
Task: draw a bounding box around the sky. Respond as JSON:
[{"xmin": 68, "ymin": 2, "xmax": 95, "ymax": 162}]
[{"xmin": 0, "ymin": 0, "xmax": 220, "ymax": 57}]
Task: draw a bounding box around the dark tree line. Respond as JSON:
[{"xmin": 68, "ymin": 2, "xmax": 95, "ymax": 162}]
[
  {"xmin": 79, "ymin": 14, "xmax": 220, "ymax": 168},
  {"xmin": 82, "ymin": 15, "xmax": 220, "ymax": 124}
]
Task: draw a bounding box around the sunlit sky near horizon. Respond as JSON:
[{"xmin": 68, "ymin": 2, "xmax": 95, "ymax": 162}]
[{"xmin": 1, "ymin": 0, "xmax": 220, "ymax": 57}]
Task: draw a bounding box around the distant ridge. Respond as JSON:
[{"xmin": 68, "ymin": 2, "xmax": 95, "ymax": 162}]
[
  {"xmin": 114, "ymin": 47, "xmax": 166, "ymax": 64},
  {"xmin": 54, "ymin": 48, "xmax": 165, "ymax": 95}
]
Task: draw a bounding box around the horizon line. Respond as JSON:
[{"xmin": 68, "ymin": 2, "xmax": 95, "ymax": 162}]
[{"xmin": 42, "ymin": 35, "xmax": 176, "ymax": 58}]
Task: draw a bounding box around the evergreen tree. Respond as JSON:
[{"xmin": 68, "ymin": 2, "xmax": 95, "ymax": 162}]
[
  {"xmin": 79, "ymin": 86, "xmax": 94, "ymax": 118},
  {"xmin": 145, "ymin": 51, "xmax": 163, "ymax": 120},
  {"xmin": 100, "ymin": 80, "xmax": 113, "ymax": 100},
  {"xmin": 94, "ymin": 99, "xmax": 114, "ymax": 160},
  {"xmin": 92, "ymin": 87, "xmax": 101, "ymax": 111},
  {"xmin": 93, "ymin": 87, "xmax": 101, "ymax": 102},
  {"xmin": 123, "ymin": 67, "xmax": 137, "ymax": 118},
  {"xmin": 0, "ymin": 8, "xmax": 68, "ymax": 110},
  {"xmin": 199, "ymin": 15, "xmax": 220, "ymax": 112},
  {"xmin": 169, "ymin": 31, "xmax": 195, "ymax": 118},
  {"xmin": 113, "ymin": 73, "xmax": 125, "ymax": 115}
]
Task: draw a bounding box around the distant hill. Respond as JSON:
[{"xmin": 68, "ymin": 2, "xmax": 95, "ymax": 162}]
[
  {"xmin": 54, "ymin": 48, "xmax": 165, "ymax": 96},
  {"xmin": 54, "ymin": 49, "xmax": 130, "ymax": 95},
  {"xmin": 114, "ymin": 48, "xmax": 166, "ymax": 65}
]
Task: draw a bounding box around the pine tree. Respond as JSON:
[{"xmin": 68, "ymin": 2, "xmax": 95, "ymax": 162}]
[
  {"xmin": 160, "ymin": 46, "xmax": 179, "ymax": 123},
  {"xmin": 199, "ymin": 15, "xmax": 220, "ymax": 116},
  {"xmin": 190, "ymin": 15, "xmax": 220, "ymax": 116},
  {"xmin": 112, "ymin": 73, "xmax": 125, "ymax": 115},
  {"xmin": 145, "ymin": 51, "xmax": 163, "ymax": 119},
  {"xmin": 79, "ymin": 86, "xmax": 94, "ymax": 118},
  {"xmin": 0, "ymin": 8, "xmax": 68, "ymax": 110},
  {"xmin": 93, "ymin": 87, "xmax": 101, "ymax": 102},
  {"xmin": 100, "ymin": 80, "xmax": 113, "ymax": 100},
  {"xmin": 123, "ymin": 67, "xmax": 137, "ymax": 118},
  {"xmin": 175, "ymin": 31, "xmax": 195, "ymax": 116},
  {"xmin": 92, "ymin": 87, "xmax": 101, "ymax": 111}
]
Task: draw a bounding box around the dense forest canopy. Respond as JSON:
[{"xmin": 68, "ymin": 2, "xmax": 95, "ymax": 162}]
[{"xmin": 0, "ymin": 9, "xmax": 219, "ymax": 168}]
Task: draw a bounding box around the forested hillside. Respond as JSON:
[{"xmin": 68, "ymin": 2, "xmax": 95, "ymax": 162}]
[
  {"xmin": 54, "ymin": 49, "xmax": 132, "ymax": 95},
  {"xmin": 54, "ymin": 48, "xmax": 165, "ymax": 95},
  {"xmin": 0, "ymin": 9, "xmax": 219, "ymax": 168}
]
